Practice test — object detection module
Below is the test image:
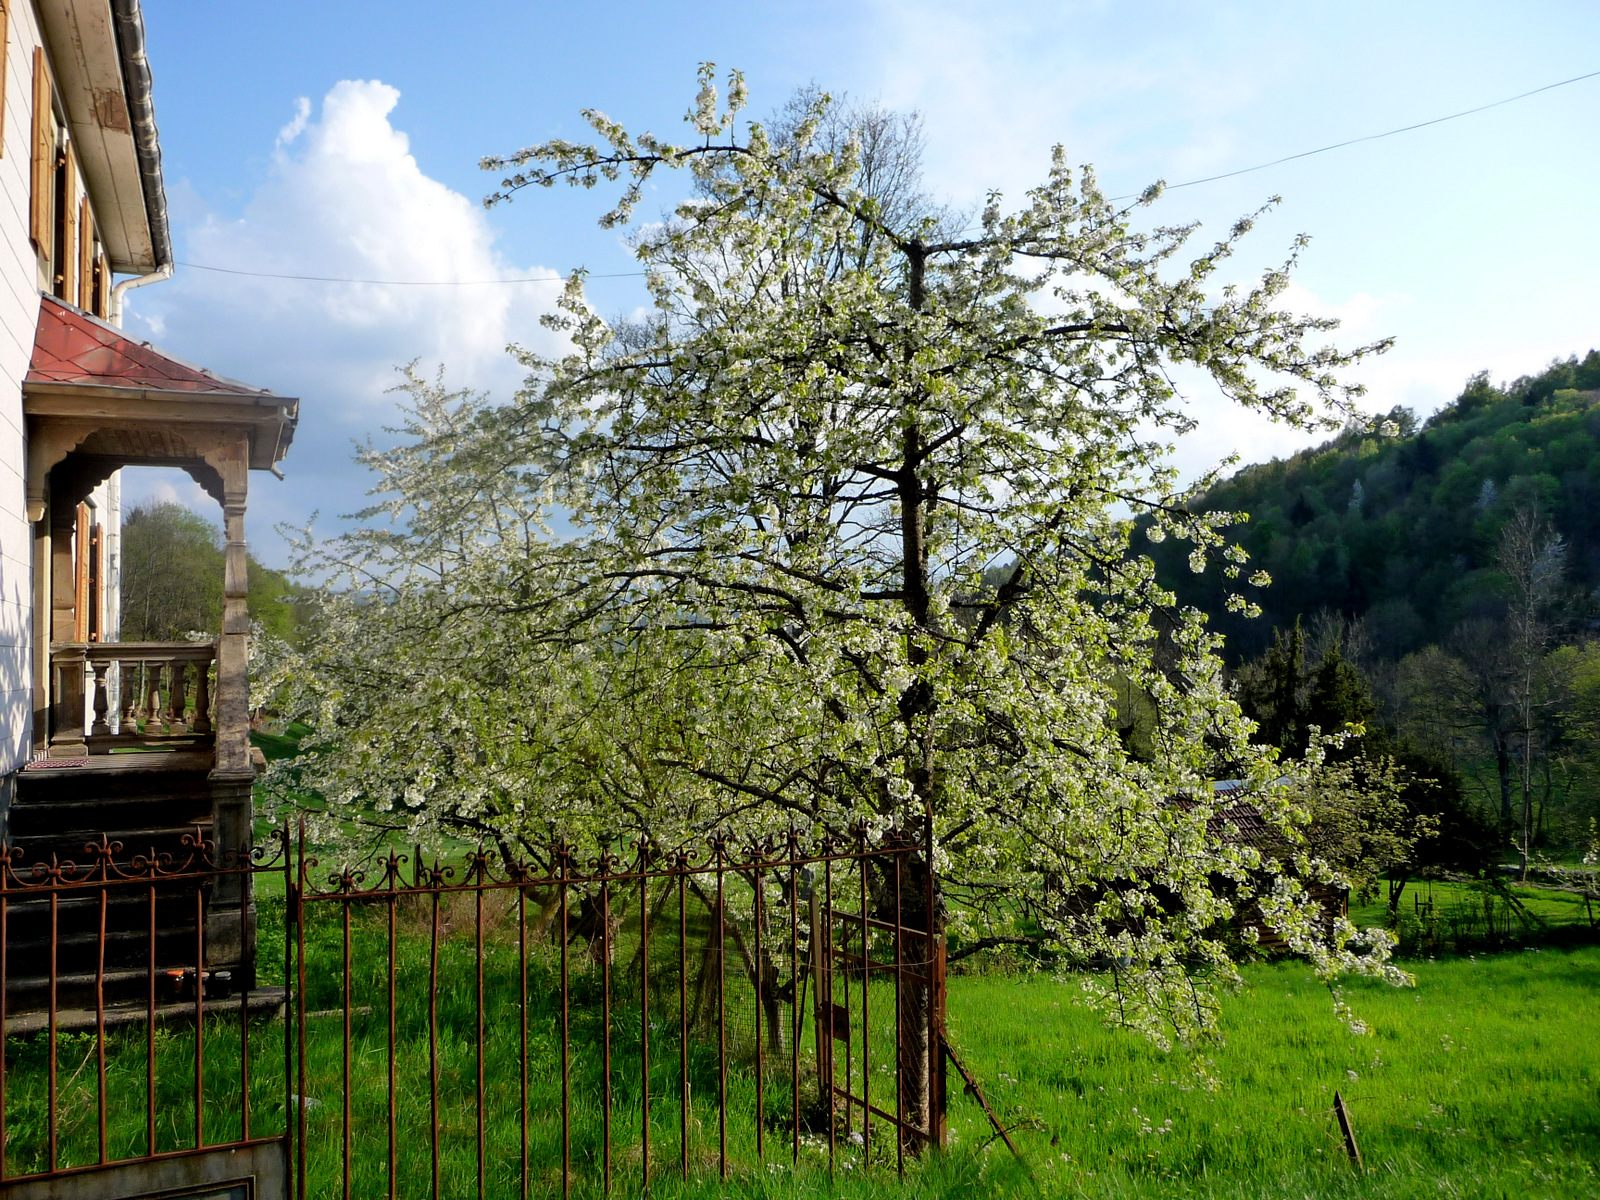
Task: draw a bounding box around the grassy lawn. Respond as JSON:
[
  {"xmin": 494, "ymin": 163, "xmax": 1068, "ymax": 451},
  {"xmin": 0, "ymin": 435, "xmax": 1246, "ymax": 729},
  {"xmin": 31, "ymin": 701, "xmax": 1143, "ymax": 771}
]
[
  {"xmin": 944, "ymin": 949, "xmax": 1599, "ymax": 1198},
  {"xmin": 1348, "ymin": 876, "xmax": 1597, "ymax": 957},
  {"xmin": 2, "ymin": 888, "xmax": 1595, "ymax": 1199}
]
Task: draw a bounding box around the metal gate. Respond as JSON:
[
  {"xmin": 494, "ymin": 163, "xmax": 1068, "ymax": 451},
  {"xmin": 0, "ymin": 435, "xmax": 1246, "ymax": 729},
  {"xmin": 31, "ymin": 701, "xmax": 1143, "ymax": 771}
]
[{"xmin": 0, "ymin": 827, "xmax": 957, "ymax": 1199}]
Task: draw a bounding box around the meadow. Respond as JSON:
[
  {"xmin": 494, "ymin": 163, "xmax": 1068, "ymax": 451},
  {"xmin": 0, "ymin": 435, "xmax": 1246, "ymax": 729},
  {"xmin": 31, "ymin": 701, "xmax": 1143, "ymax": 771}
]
[{"xmin": 1, "ymin": 882, "xmax": 1595, "ymax": 1200}]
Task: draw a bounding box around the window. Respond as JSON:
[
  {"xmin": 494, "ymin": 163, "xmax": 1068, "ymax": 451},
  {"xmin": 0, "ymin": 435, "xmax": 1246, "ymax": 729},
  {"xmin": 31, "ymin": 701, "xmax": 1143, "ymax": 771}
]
[
  {"xmin": 77, "ymin": 197, "xmax": 93, "ymax": 310},
  {"xmin": 53, "ymin": 141, "xmax": 75, "ymax": 300}
]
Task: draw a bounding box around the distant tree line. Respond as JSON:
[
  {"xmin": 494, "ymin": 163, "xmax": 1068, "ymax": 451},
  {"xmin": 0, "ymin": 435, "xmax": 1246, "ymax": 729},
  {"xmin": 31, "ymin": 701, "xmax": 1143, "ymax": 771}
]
[
  {"xmin": 1160, "ymin": 351, "xmax": 1600, "ymax": 662},
  {"xmin": 120, "ymin": 501, "xmax": 309, "ymax": 645},
  {"xmin": 1159, "ymin": 353, "xmax": 1600, "ymax": 868}
]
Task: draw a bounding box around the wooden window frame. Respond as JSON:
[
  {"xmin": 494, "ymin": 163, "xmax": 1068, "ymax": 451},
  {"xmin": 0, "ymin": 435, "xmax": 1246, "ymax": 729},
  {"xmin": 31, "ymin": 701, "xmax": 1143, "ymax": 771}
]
[
  {"xmin": 54, "ymin": 146, "xmax": 75, "ymax": 300},
  {"xmin": 30, "ymin": 46, "xmax": 52, "ymax": 251},
  {"xmin": 73, "ymin": 503, "xmax": 90, "ymax": 643},
  {"xmin": 87, "ymin": 522, "xmax": 103, "ymax": 641},
  {"xmin": 94, "ymin": 248, "xmax": 109, "ymax": 317}
]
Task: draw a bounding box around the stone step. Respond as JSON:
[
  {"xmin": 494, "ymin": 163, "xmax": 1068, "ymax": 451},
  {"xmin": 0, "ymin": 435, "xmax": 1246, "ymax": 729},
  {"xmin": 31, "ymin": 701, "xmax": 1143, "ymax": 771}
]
[
  {"xmin": 1, "ymin": 985, "xmax": 286, "ymax": 1037},
  {"xmin": 14, "ymin": 753, "xmax": 214, "ymax": 804},
  {"xmin": 7, "ymin": 795, "xmax": 213, "ymax": 840}
]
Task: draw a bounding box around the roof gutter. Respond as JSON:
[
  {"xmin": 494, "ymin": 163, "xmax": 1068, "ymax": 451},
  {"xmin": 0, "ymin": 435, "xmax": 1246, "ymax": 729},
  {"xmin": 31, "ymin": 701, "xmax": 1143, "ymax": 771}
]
[{"xmin": 107, "ymin": 0, "xmax": 171, "ymax": 326}]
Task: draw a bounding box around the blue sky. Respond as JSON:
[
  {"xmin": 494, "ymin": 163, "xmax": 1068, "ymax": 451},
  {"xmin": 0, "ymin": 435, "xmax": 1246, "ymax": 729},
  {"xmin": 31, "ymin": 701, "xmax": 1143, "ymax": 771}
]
[{"xmin": 122, "ymin": 1, "xmax": 1600, "ymax": 565}]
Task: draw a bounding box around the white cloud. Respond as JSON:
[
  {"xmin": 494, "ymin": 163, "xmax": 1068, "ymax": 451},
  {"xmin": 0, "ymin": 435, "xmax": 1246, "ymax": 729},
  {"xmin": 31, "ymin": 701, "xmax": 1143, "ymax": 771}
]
[
  {"xmin": 127, "ymin": 478, "xmax": 181, "ymax": 508},
  {"xmin": 276, "ymin": 96, "xmax": 311, "ymax": 148},
  {"xmin": 1275, "ymin": 281, "xmax": 1399, "ymax": 338},
  {"xmin": 126, "ymin": 80, "xmax": 567, "ymax": 562},
  {"xmin": 121, "ymin": 470, "xmax": 215, "ymax": 517}
]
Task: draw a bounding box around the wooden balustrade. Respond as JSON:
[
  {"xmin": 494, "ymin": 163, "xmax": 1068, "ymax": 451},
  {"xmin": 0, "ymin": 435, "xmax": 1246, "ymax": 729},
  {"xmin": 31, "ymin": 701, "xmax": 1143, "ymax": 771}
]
[{"xmin": 48, "ymin": 641, "xmax": 218, "ymax": 755}]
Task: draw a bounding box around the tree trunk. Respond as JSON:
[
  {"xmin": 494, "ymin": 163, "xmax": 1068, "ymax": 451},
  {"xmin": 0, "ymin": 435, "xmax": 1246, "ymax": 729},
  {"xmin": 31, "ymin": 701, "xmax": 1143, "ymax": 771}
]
[
  {"xmin": 1535, "ymin": 758, "xmax": 1551, "ymax": 846},
  {"xmin": 1520, "ymin": 729, "xmax": 1533, "ymax": 882},
  {"xmin": 893, "ymin": 847, "xmax": 943, "ymax": 1154},
  {"xmin": 1387, "ymin": 873, "xmax": 1410, "ymax": 916},
  {"xmin": 891, "ymin": 244, "xmax": 946, "ymax": 1154},
  {"xmin": 1495, "ymin": 740, "xmax": 1513, "ymax": 826}
]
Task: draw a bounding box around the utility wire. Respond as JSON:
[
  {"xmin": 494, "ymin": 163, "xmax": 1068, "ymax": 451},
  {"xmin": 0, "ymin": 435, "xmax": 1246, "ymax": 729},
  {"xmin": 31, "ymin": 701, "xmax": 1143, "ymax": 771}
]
[
  {"xmin": 1137, "ymin": 66, "xmax": 1600, "ymax": 195},
  {"xmin": 176, "ymin": 66, "xmax": 1599, "ymax": 287},
  {"xmin": 173, "ymin": 262, "xmax": 644, "ymax": 284}
]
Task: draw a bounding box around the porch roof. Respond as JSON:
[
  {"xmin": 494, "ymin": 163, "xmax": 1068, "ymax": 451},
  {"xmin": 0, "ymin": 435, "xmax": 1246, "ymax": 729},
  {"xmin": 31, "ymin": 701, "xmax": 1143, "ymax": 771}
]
[
  {"xmin": 28, "ymin": 295, "xmax": 276, "ymax": 397},
  {"xmin": 23, "ymin": 296, "xmax": 298, "ymax": 473}
]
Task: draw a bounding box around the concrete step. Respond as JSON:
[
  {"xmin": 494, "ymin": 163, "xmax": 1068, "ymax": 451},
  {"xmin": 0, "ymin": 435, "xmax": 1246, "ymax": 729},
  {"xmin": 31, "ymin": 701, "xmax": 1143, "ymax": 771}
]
[
  {"xmin": 7, "ymin": 795, "xmax": 213, "ymax": 840},
  {"xmin": 2, "ymin": 985, "xmax": 286, "ymax": 1037}
]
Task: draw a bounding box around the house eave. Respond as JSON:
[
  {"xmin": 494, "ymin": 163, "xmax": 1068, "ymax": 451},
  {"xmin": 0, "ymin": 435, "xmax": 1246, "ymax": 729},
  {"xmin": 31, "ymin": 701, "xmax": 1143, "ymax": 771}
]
[
  {"xmin": 24, "ymin": 381, "xmax": 299, "ymax": 471},
  {"xmin": 35, "ymin": 0, "xmax": 170, "ymax": 275}
]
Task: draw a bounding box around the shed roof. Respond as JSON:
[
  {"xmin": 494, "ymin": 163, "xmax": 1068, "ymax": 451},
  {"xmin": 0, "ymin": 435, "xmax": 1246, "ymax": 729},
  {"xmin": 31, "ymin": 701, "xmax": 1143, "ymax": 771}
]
[{"xmin": 27, "ymin": 295, "xmax": 276, "ymax": 396}]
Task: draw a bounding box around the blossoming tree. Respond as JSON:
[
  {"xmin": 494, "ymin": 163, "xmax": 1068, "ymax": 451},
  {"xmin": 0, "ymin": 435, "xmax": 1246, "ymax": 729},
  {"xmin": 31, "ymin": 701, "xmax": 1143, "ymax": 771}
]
[{"xmin": 275, "ymin": 69, "xmax": 1406, "ymax": 1139}]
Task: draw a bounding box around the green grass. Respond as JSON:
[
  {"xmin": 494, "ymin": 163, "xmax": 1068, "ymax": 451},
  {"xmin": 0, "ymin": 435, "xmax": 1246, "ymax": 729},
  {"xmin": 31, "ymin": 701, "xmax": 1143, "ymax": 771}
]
[
  {"xmin": 1349, "ymin": 877, "xmax": 1598, "ymax": 956},
  {"xmin": 3, "ymin": 894, "xmax": 1596, "ymax": 1200},
  {"xmin": 943, "ymin": 949, "xmax": 1600, "ymax": 1198}
]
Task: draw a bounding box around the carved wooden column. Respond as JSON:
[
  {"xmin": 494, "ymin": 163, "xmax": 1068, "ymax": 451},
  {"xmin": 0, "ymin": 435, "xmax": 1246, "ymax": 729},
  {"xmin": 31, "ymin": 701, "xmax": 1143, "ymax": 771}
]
[
  {"xmin": 205, "ymin": 435, "xmax": 252, "ymax": 780},
  {"xmin": 25, "ymin": 420, "xmax": 95, "ymax": 758},
  {"xmin": 202, "ymin": 433, "xmax": 256, "ymax": 979}
]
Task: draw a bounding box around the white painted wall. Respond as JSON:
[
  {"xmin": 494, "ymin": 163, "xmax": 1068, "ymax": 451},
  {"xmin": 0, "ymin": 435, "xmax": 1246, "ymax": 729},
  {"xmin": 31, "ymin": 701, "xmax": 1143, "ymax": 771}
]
[{"xmin": 0, "ymin": 4, "xmax": 51, "ymax": 774}]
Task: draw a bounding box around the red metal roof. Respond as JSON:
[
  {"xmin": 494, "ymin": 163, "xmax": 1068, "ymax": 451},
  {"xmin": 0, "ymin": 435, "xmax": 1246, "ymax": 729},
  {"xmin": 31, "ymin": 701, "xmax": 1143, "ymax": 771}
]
[{"xmin": 26, "ymin": 295, "xmax": 277, "ymax": 396}]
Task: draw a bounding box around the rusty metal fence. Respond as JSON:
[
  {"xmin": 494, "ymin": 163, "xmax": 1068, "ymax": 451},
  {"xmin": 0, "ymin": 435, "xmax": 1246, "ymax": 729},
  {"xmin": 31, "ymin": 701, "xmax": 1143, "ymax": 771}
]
[{"xmin": 0, "ymin": 828, "xmax": 952, "ymax": 1199}]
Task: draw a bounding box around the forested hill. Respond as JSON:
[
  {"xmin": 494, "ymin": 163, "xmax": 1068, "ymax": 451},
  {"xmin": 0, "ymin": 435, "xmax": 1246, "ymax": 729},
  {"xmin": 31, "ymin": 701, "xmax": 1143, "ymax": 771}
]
[{"xmin": 1159, "ymin": 352, "xmax": 1600, "ymax": 663}]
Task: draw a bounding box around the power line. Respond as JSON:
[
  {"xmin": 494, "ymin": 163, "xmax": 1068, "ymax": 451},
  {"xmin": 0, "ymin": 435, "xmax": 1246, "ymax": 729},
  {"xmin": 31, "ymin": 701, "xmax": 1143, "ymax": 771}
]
[
  {"xmin": 176, "ymin": 66, "xmax": 1599, "ymax": 286},
  {"xmin": 174, "ymin": 261, "xmax": 644, "ymax": 285},
  {"xmin": 1139, "ymin": 66, "xmax": 1600, "ymax": 195}
]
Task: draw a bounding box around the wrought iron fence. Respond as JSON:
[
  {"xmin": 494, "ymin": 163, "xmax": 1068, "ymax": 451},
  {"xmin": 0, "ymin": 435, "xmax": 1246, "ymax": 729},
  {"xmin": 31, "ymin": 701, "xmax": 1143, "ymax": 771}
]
[
  {"xmin": 0, "ymin": 831, "xmax": 280, "ymax": 1190},
  {"xmin": 0, "ymin": 827, "xmax": 953, "ymax": 1199}
]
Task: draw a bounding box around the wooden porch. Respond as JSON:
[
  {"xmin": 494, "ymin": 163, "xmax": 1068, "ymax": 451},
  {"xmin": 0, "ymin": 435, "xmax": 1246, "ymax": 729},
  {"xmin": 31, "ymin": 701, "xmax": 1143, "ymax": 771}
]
[{"xmin": 14, "ymin": 295, "xmax": 297, "ymax": 996}]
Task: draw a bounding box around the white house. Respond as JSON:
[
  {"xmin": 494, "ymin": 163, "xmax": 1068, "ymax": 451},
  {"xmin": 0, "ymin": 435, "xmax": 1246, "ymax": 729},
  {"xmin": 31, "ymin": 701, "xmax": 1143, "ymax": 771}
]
[{"xmin": 0, "ymin": 0, "xmax": 297, "ymax": 999}]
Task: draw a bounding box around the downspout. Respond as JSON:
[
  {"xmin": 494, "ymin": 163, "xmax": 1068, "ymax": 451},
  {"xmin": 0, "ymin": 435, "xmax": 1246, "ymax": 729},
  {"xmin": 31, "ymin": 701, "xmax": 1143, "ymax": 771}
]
[
  {"xmin": 102, "ymin": 0, "xmax": 168, "ymax": 742},
  {"xmin": 108, "ymin": 263, "xmax": 169, "ymax": 327},
  {"xmin": 107, "ymin": 0, "xmax": 171, "ymax": 327}
]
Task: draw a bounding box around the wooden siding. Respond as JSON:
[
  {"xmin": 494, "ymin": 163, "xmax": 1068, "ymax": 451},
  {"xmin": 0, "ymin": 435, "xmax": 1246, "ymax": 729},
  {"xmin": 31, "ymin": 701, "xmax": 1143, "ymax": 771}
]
[{"xmin": 0, "ymin": 7, "xmax": 56, "ymax": 772}]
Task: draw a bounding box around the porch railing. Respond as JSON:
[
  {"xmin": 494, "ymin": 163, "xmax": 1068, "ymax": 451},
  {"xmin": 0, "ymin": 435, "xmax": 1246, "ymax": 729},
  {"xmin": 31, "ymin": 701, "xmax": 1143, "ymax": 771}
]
[{"xmin": 47, "ymin": 641, "xmax": 217, "ymax": 756}]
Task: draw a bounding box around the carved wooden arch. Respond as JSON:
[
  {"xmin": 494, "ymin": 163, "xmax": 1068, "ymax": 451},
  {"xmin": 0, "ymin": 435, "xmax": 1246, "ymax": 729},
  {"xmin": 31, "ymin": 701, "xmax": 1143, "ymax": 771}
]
[
  {"xmin": 27, "ymin": 418, "xmax": 245, "ymax": 520},
  {"xmin": 48, "ymin": 453, "xmax": 228, "ymax": 515},
  {"xmin": 25, "ymin": 419, "xmax": 97, "ymax": 521}
]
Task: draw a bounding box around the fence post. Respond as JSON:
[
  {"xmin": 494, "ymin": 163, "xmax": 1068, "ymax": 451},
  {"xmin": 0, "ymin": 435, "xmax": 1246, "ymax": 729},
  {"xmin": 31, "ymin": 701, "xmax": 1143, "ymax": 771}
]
[
  {"xmin": 295, "ymin": 823, "xmax": 309, "ymax": 1200},
  {"xmin": 1333, "ymin": 1090, "xmax": 1363, "ymax": 1169},
  {"xmin": 639, "ymin": 839, "xmax": 652, "ymax": 1190},
  {"xmin": 714, "ymin": 838, "xmax": 728, "ymax": 1181},
  {"xmin": 931, "ymin": 924, "xmax": 947, "ymax": 1148},
  {"xmin": 924, "ymin": 798, "xmax": 947, "ymax": 1152},
  {"xmin": 559, "ymin": 845, "xmax": 571, "ymax": 1200},
  {"xmin": 677, "ymin": 850, "xmax": 689, "ymax": 1182}
]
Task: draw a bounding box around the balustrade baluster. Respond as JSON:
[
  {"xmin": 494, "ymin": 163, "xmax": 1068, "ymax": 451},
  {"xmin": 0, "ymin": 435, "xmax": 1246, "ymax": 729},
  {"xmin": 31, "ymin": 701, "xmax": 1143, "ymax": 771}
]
[
  {"xmin": 146, "ymin": 663, "xmax": 164, "ymax": 736},
  {"xmin": 90, "ymin": 661, "xmax": 111, "ymax": 737},
  {"xmin": 168, "ymin": 659, "xmax": 189, "ymax": 736},
  {"xmin": 193, "ymin": 658, "xmax": 213, "ymax": 735},
  {"xmin": 121, "ymin": 660, "xmax": 139, "ymax": 736}
]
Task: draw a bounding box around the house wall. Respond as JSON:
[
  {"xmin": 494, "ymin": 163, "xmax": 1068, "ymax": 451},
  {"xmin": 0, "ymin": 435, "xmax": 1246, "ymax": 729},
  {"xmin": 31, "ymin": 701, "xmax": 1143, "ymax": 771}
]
[
  {"xmin": 0, "ymin": 3, "xmax": 51, "ymax": 775},
  {"xmin": 0, "ymin": 2, "xmax": 114, "ymax": 772}
]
